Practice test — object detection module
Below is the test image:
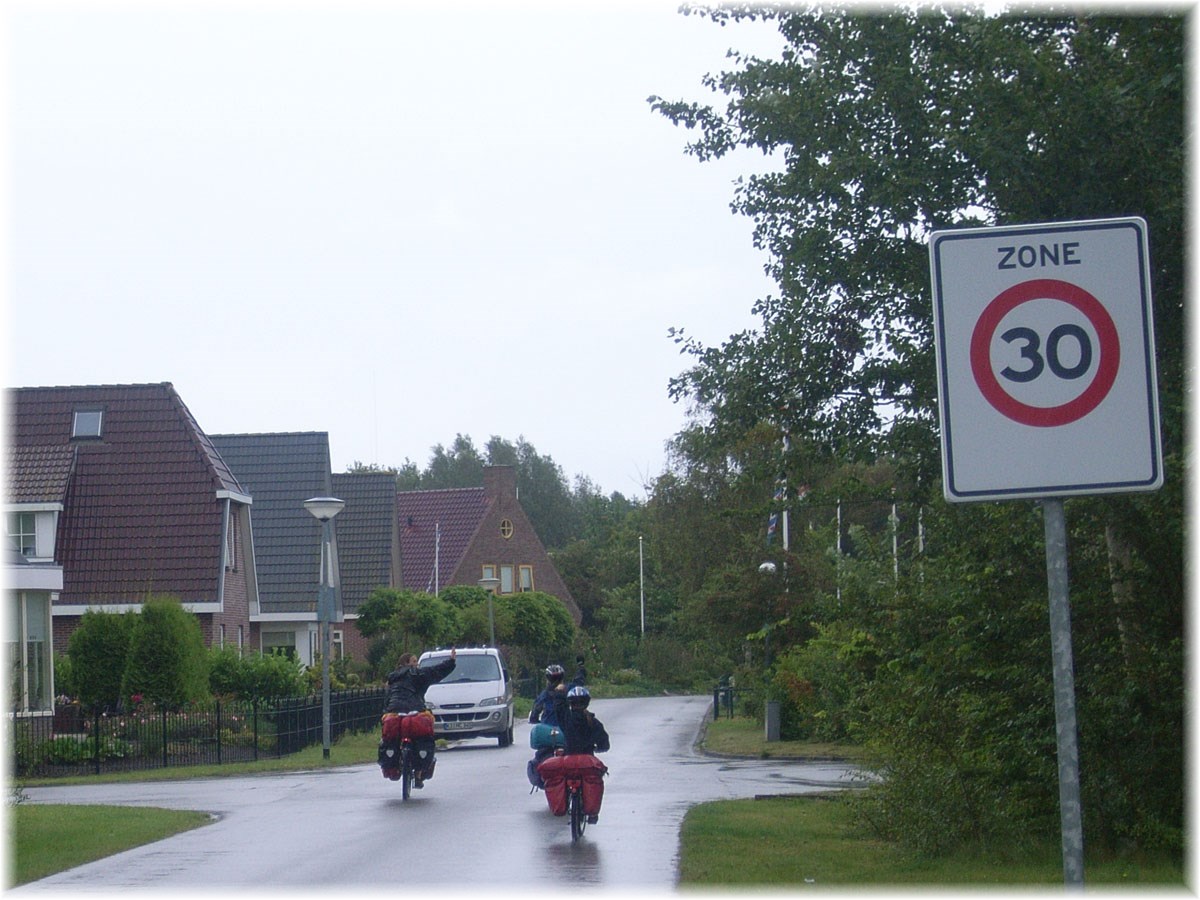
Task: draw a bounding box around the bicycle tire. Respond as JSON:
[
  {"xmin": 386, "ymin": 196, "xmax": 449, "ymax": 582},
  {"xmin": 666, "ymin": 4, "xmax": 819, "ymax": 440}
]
[
  {"xmin": 401, "ymin": 744, "xmax": 412, "ymax": 801},
  {"xmin": 569, "ymin": 784, "xmax": 586, "ymax": 842}
]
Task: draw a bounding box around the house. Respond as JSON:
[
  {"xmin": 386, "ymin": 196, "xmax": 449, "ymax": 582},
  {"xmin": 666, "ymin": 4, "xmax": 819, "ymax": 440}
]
[
  {"xmin": 396, "ymin": 466, "xmax": 581, "ymax": 623},
  {"xmin": 5, "ymin": 444, "xmax": 74, "ymax": 714},
  {"xmin": 330, "ymin": 471, "xmax": 401, "ymax": 662},
  {"xmin": 208, "ymin": 432, "xmax": 343, "ymax": 666},
  {"xmin": 8, "ymin": 383, "xmax": 256, "ymax": 664}
]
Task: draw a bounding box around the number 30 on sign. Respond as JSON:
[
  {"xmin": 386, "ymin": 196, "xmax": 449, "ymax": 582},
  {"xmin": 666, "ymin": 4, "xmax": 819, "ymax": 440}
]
[{"xmin": 929, "ymin": 218, "xmax": 1162, "ymax": 503}]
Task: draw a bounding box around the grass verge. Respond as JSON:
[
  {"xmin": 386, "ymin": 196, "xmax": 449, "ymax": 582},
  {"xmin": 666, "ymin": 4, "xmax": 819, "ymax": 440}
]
[
  {"xmin": 10, "ymin": 803, "xmax": 212, "ymax": 886},
  {"xmin": 678, "ymin": 794, "xmax": 1184, "ymax": 887}
]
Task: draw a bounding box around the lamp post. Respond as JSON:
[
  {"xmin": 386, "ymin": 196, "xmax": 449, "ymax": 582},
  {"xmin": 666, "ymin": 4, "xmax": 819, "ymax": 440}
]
[
  {"xmin": 477, "ymin": 576, "xmax": 500, "ymax": 646},
  {"xmin": 304, "ymin": 496, "xmax": 344, "ymax": 760}
]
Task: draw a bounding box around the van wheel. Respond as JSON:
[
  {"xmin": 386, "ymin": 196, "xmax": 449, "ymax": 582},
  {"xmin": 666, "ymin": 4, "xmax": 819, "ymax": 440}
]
[{"xmin": 498, "ymin": 724, "xmax": 513, "ymax": 747}]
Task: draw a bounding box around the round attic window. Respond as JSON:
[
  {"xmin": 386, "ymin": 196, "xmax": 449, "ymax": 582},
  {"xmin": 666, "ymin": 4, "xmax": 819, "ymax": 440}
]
[{"xmin": 500, "ymin": 519, "xmax": 514, "ymax": 539}]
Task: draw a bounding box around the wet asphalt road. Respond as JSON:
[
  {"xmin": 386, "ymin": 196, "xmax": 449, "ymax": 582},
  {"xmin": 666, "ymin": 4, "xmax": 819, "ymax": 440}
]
[{"xmin": 14, "ymin": 695, "xmax": 864, "ymax": 892}]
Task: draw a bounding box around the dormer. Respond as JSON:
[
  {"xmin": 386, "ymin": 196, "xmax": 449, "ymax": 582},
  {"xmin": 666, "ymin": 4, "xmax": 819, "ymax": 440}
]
[{"xmin": 5, "ymin": 445, "xmax": 75, "ymax": 564}]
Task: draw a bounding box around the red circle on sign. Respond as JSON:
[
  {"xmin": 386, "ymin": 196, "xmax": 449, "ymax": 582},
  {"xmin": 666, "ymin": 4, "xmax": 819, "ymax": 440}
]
[{"xmin": 970, "ymin": 278, "xmax": 1120, "ymax": 427}]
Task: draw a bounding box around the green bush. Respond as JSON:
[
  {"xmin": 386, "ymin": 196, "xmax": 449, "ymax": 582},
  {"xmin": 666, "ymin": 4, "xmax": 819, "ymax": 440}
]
[
  {"xmin": 122, "ymin": 596, "xmax": 210, "ymax": 710},
  {"xmin": 67, "ymin": 610, "xmax": 135, "ymax": 710}
]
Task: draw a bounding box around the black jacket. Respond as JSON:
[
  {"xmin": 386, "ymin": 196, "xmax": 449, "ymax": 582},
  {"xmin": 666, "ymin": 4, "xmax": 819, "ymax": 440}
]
[
  {"xmin": 384, "ymin": 657, "xmax": 456, "ymax": 713},
  {"xmin": 560, "ymin": 707, "xmax": 609, "ymax": 755}
]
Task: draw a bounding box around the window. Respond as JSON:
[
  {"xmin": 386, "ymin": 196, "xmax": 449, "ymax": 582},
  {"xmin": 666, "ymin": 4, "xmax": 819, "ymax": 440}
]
[
  {"xmin": 481, "ymin": 564, "xmax": 497, "ymax": 581},
  {"xmin": 519, "ymin": 565, "xmax": 534, "ymax": 592},
  {"xmin": 225, "ymin": 513, "xmax": 238, "ymax": 571},
  {"xmin": 8, "ymin": 592, "xmax": 52, "ymax": 713},
  {"xmin": 500, "ymin": 519, "xmax": 514, "ymax": 539},
  {"xmin": 333, "ymin": 629, "xmax": 344, "ymax": 662},
  {"xmin": 500, "ymin": 564, "xmax": 514, "ymax": 594},
  {"xmin": 262, "ymin": 632, "xmax": 297, "ymax": 660},
  {"xmin": 72, "ymin": 410, "xmax": 103, "ymax": 439},
  {"xmin": 8, "ymin": 513, "xmax": 36, "ymax": 557}
]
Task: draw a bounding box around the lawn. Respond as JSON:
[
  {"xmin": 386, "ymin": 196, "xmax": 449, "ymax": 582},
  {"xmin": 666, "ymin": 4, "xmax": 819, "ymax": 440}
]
[
  {"xmin": 678, "ymin": 794, "xmax": 1183, "ymax": 887},
  {"xmin": 10, "ymin": 803, "xmax": 212, "ymax": 886}
]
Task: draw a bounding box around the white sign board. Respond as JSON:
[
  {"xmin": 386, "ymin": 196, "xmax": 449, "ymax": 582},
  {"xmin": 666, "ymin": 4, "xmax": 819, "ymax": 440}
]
[{"xmin": 930, "ymin": 218, "xmax": 1161, "ymax": 502}]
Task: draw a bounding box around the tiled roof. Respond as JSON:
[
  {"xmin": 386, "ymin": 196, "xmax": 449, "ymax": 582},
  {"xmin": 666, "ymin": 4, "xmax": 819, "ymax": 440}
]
[
  {"xmin": 209, "ymin": 433, "xmax": 332, "ymax": 615},
  {"xmin": 396, "ymin": 487, "xmax": 488, "ymax": 593},
  {"xmin": 6, "ymin": 445, "xmax": 76, "ymax": 504},
  {"xmin": 331, "ymin": 472, "xmax": 397, "ymax": 614},
  {"xmin": 9, "ymin": 383, "xmax": 243, "ymax": 604}
]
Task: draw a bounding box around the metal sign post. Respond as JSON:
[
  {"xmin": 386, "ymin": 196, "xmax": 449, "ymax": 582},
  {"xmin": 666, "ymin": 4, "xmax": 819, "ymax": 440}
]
[
  {"xmin": 929, "ymin": 218, "xmax": 1162, "ymax": 888},
  {"xmin": 1042, "ymin": 498, "xmax": 1084, "ymax": 886}
]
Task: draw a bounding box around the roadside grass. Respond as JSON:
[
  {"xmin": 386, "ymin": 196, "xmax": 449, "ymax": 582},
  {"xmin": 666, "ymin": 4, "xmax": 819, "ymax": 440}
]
[
  {"xmin": 10, "ymin": 804, "xmax": 212, "ymax": 886},
  {"xmin": 687, "ymin": 716, "xmax": 1184, "ymax": 887},
  {"xmin": 678, "ymin": 794, "xmax": 1184, "ymax": 887},
  {"xmin": 700, "ymin": 715, "xmax": 868, "ymax": 762}
]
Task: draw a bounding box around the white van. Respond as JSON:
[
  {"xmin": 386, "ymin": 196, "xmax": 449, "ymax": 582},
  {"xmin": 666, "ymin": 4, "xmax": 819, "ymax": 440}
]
[{"xmin": 418, "ymin": 647, "xmax": 515, "ymax": 747}]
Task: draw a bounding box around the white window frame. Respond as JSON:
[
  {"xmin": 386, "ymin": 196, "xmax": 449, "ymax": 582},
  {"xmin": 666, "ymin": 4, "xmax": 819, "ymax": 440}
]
[
  {"xmin": 9, "ymin": 591, "xmax": 53, "ymax": 713},
  {"xmin": 72, "ymin": 409, "xmax": 103, "ymax": 439},
  {"xmin": 8, "ymin": 512, "xmax": 36, "ymax": 557}
]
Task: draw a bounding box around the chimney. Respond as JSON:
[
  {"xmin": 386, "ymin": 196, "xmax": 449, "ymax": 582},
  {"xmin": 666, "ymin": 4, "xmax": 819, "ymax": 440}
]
[{"xmin": 483, "ymin": 465, "xmax": 517, "ymax": 500}]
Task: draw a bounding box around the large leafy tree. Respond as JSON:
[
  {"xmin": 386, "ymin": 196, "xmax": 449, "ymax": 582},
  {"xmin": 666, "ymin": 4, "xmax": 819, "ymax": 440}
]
[
  {"xmin": 650, "ymin": 5, "xmax": 1185, "ymax": 854},
  {"xmin": 651, "ymin": 7, "xmax": 1184, "ymax": 471}
]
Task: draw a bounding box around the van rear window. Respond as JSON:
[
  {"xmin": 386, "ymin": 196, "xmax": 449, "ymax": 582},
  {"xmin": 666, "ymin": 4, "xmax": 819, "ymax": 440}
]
[{"xmin": 421, "ymin": 654, "xmax": 500, "ymax": 683}]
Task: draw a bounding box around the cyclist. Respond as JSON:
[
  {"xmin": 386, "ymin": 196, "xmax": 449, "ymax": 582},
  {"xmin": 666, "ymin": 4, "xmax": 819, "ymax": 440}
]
[
  {"xmin": 558, "ymin": 685, "xmax": 610, "ymax": 823},
  {"xmin": 383, "ymin": 647, "xmax": 456, "ymax": 787},
  {"xmin": 529, "ymin": 663, "xmax": 568, "ymax": 727},
  {"xmin": 560, "ymin": 685, "xmax": 609, "ymax": 756},
  {"xmin": 527, "ymin": 663, "xmax": 569, "ymax": 787}
]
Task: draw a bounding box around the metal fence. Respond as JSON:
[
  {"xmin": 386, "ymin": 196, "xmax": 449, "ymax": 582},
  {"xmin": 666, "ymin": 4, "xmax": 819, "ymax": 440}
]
[{"xmin": 10, "ymin": 687, "xmax": 387, "ymax": 779}]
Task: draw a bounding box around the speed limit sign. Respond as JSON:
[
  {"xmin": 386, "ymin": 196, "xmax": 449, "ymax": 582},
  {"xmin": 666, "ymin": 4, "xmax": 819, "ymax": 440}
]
[{"xmin": 930, "ymin": 217, "xmax": 1162, "ymax": 502}]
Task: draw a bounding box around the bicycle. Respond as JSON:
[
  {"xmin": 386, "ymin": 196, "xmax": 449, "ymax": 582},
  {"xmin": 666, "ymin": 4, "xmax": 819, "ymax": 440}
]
[
  {"xmin": 567, "ymin": 772, "xmax": 587, "ymax": 842},
  {"xmin": 380, "ymin": 710, "xmax": 435, "ymax": 802},
  {"xmin": 535, "ymin": 751, "xmax": 607, "ymax": 842}
]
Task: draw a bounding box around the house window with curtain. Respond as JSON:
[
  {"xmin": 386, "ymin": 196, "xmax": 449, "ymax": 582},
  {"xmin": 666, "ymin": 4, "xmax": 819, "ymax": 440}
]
[
  {"xmin": 500, "ymin": 565, "xmax": 514, "ymax": 594},
  {"xmin": 519, "ymin": 565, "xmax": 534, "ymax": 592},
  {"xmin": 7, "ymin": 513, "xmax": 36, "ymax": 557}
]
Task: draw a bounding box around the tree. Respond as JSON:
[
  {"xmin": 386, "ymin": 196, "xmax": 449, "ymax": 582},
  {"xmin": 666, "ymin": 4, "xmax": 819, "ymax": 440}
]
[
  {"xmin": 67, "ymin": 609, "xmax": 135, "ymax": 711},
  {"xmin": 359, "ymin": 588, "xmax": 459, "ymax": 655},
  {"xmin": 122, "ymin": 596, "xmax": 210, "ymax": 709},
  {"xmin": 652, "ymin": 7, "xmax": 1184, "ymax": 471},
  {"xmin": 650, "ymin": 6, "xmax": 1184, "ymax": 855}
]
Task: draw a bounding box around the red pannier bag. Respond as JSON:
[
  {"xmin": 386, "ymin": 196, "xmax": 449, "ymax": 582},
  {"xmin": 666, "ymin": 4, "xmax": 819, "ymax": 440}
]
[
  {"xmin": 401, "ymin": 710, "xmax": 435, "ymax": 740},
  {"xmin": 381, "ymin": 713, "xmax": 402, "ymax": 743},
  {"xmin": 381, "ymin": 710, "xmax": 435, "ymax": 741},
  {"xmin": 536, "ymin": 753, "xmax": 607, "ymax": 817}
]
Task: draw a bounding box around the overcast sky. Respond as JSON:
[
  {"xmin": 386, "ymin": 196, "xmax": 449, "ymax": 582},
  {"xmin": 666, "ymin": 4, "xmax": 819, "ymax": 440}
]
[{"xmin": 7, "ymin": 0, "xmax": 784, "ymax": 498}]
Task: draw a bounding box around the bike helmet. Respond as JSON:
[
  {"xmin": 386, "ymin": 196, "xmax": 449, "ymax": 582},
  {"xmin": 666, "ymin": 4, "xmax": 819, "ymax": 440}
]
[
  {"xmin": 544, "ymin": 664, "xmax": 565, "ymax": 683},
  {"xmin": 567, "ymin": 685, "xmax": 590, "ymax": 708}
]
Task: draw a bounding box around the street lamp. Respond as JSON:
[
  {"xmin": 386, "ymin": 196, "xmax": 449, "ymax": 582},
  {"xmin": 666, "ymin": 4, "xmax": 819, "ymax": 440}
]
[
  {"xmin": 477, "ymin": 576, "xmax": 500, "ymax": 646},
  {"xmin": 304, "ymin": 496, "xmax": 344, "ymax": 760}
]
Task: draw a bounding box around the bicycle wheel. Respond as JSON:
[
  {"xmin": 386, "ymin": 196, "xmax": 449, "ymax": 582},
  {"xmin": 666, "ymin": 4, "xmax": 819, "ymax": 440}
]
[
  {"xmin": 569, "ymin": 784, "xmax": 586, "ymax": 842},
  {"xmin": 400, "ymin": 744, "xmax": 412, "ymax": 801}
]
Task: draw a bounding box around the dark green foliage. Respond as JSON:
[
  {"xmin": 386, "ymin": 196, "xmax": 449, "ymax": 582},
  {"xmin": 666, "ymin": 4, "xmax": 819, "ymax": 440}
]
[
  {"xmin": 66, "ymin": 610, "xmax": 135, "ymax": 711},
  {"xmin": 121, "ymin": 596, "xmax": 210, "ymax": 710},
  {"xmin": 208, "ymin": 646, "xmax": 306, "ymax": 702},
  {"xmin": 645, "ymin": 5, "xmax": 1184, "ymax": 858}
]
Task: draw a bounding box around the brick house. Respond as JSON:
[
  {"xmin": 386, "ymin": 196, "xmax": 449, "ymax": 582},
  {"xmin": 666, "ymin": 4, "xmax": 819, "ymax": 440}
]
[
  {"xmin": 208, "ymin": 432, "xmax": 344, "ymax": 666},
  {"xmin": 8, "ymin": 384, "xmax": 256, "ymax": 664},
  {"xmin": 396, "ymin": 466, "xmax": 580, "ymax": 623}
]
